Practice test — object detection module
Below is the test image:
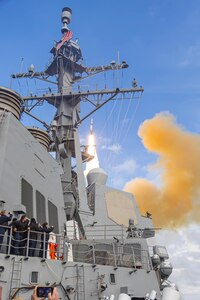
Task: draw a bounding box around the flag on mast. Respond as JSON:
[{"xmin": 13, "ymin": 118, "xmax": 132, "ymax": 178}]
[{"xmin": 56, "ymin": 30, "xmax": 73, "ymax": 51}]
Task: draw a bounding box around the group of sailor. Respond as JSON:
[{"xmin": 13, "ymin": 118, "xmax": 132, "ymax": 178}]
[{"xmin": 0, "ymin": 210, "xmax": 54, "ymax": 258}]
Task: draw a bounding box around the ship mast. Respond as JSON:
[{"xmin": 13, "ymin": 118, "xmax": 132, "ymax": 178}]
[{"xmin": 11, "ymin": 7, "xmax": 144, "ymax": 228}]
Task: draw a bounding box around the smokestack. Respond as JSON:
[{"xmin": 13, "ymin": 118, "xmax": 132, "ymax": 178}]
[
  {"xmin": 27, "ymin": 127, "xmax": 50, "ymax": 151},
  {"xmin": 0, "ymin": 86, "xmax": 23, "ymax": 119}
]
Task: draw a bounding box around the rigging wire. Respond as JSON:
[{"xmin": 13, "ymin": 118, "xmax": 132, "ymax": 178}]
[
  {"xmin": 104, "ymin": 94, "xmax": 123, "ymax": 167},
  {"xmin": 100, "ymin": 69, "xmax": 128, "ymax": 176},
  {"xmin": 96, "ymin": 68, "xmax": 142, "ymax": 188},
  {"xmin": 99, "ymin": 95, "xmax": 118, "ymax": 136},
  {"xmin": 121, "ymin": 96, "xmax": 141, "ymax": 146},
  {"xmin": 109, "ymin": 96, "xmax": 140, "ymax": 187},
  {"xmin": 97, "ymin": 94, "xmax": 119, "ymax": 169},
  {"xmin": 117, "ymin": 92, "xmax": 134, "ymax": 140},
  {"xmin": 17, "ymin": 78, "xmax": 22, "ymax": 94}
]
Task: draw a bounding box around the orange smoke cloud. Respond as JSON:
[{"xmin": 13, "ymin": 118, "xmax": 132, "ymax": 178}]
[{"xmin": 124, "ymin": 112, "xmax": 200, "ymax": 228}]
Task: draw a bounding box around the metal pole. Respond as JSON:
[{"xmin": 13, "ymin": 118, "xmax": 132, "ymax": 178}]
[
  {"xmin": 112, "ymin": 243, "xmax": 117, "ymax": 269},
  {"xmin": 75, "ymin": 92, "xmax": 118, "ymax": 126},
  {"xmin": 7, "ymin": 226, "xmax": 13, "ymax": 255},
  {"xmin": 23, "ymin": 110, "xmax": 49, "ymax": 128},
  {"xmin": 26, "ymin": 229, "xmax": 30, "ymax": 257},
  {"xmin": 92, "ymin": 244, "xmax": 96, "ymax": 265},
  {"xmin": 131, "ymin": 246, "xmax": 136, "ymax": 270},
  {"xmin": 43, "ymin": 232, "xmax": 46, "ymax": 259},
  {"xmin": 63, "ymin": 237, "xmax": 68, "ymax": 261}
]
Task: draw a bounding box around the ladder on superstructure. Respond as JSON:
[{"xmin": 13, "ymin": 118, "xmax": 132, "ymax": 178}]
[
  {"xmin": 9, "ymin": 257, "xmax": 23, "ymax": 299},
  {"xmin": 76, "ymin": 265, "xmax": 85, "ymax": 300}
]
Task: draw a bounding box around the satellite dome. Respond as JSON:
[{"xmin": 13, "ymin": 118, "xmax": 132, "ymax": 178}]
[
  {"xmin": 160, "ymin": 261, "xmax": 173, "ymax": 279},
  {"xmin": 152, "ymin": 254, "xmax": 161, "ymax": 266},
  {"xmin": 87, "ymin": 167, "xmax": 108, "ymax": 186}
]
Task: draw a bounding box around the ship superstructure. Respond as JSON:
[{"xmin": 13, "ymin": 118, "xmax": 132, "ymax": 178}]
[{"xmin": 0, "ymin": 7, "xmax": 181, "ymax": 300}]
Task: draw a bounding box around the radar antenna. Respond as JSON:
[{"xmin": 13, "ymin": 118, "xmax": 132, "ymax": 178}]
[{"xmin": 11, "ymin": 7, "xmax": 144, "ymax": 229}]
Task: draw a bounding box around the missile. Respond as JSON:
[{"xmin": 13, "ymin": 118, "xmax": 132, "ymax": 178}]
[{"xmin": 90, "ymin": 119, "xmax": 93, "ymax": 134}]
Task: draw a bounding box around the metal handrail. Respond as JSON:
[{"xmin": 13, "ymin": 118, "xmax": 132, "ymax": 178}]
[
  {"xmin": 82, "ymin": 224, "xmax": 127, "ymax": 240},
  {"xmin": 0, "ymin": 224, "xmax": 153, "ymax": 270},
  {"xmin": 0, "ymin": 225, "xmax": 66, "ymax": 260}
]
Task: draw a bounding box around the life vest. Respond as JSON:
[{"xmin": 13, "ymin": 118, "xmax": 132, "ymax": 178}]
[{"xmin": 48, "ymin": 242, "xmax": 58, "ymax": 260}]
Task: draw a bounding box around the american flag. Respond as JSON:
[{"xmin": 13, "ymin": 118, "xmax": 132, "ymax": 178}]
[{"xmin": 56, "ymin": 30, "xmax": 73, "ymax": 51}]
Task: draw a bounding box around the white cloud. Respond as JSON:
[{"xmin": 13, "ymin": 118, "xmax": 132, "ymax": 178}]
[
  {"xmin": 179, "ymin": 59, "xmax": 190, "ymax": 67},
  {"xmin": 111, "ymin": 176, "xmax": 128, "ymax": 189},
  {"xmin": 101, "ymin": 143, "xmax": 122, "ymax": 154},
  {"xmin": 149, "ymin": 225, "xmax": 200, "ymax": 300},
  {"xmin": 121, "ymin": 118, "xmax": 129, "ymax": 125},
  {"xmin": 112, "ymin": 158, "xmax": 138, "ymax": 175},
  {"xmin": 105, "ymin": 158, "xmax": 139, "ymax": 189},
  {"xmin": 141, "ymin": 162, "xmax": 163, "ymax": 188},
  {"xmin": 179, "ymin": 42, "xmax": 200, "ymax": 68}
]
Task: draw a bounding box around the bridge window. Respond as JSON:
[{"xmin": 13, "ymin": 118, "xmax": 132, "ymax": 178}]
[
  {"xmin": 36, "ymin": 190, "xmax": 46, "ymax": 224},
  {"xmin": 30, "ymin": 271, "xmax": 39, "ymax": 284},
  {"xmin": 48, "ymin": 200, "xmax": 59, "ymax": 233},
  {"xmin": 21, "ymin": 178, "xmax": 33, "ymax": 218},
  {"xmin": 110, "ymin": 273, "xmax": 116, "ymax": 284}
]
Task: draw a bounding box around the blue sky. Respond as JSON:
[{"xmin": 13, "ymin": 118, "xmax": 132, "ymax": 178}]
[{"xmin": 1, "ymin": 1, "xmax": 200, "ymax": 299}]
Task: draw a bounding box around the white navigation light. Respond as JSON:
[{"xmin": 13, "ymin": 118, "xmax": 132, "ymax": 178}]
[{"xmin": 28, "ymin": 64, "xmax": 34, "ymax": 73}]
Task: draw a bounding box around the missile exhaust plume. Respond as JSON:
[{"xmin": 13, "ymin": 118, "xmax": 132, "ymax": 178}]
[
  {"xmin": 124, "ymin": 112, "xmax": 200, "ymax": 228},
  {"xmin": 85, "ymin": 120, "xmax": 99, "ymax": 175}
]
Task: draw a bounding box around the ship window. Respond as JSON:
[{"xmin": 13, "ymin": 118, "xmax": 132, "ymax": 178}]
[
  {"xmin": 36, "ymin": 191, "xmax": 46, "ymax": 224},
  {"xmin": 30, "ymin": 271, "xmax": 39, "ymax": 284},
  {"xmin": 48, "ymin": 200, "xmax": 59, "ymax": 234},
  {"xmin": 110, "ymin": 273, "xmax": 116, "ymax": 284},
  {"xmin": 21, "ymin": 178, "xmax": 33, "ymax": 218}
]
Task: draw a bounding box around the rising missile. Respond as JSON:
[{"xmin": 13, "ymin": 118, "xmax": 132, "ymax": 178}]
[{"xmin": 90, "ymin": 119, "xmax": 93, "ymax": 134}]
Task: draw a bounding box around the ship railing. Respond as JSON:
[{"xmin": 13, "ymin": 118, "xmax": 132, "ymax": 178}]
[
  {"xmin": 71, "ymin": 241, "xmax": 153, "ymax": 271},
  {"xmin": 0, "ymin": 225, "xmax": 67, "ymax": 261},
  {"xmin": 25, "ymin": 83, "xmax": 92, "ymax": 99},
  {"xmin": 0, "ymin": 225, "xmax": 153, "ymax": 270},
  {"xmin": 81, "ymin": 224, "xmax": 127, "ymax": 240}
]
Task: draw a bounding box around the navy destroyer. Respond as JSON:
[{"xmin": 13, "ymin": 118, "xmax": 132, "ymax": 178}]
[{"xmin": 0, "ymin": 7, "xmax": 181, "ymax": 300}]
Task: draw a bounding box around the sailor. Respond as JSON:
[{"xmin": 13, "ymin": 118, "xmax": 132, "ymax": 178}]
[
  {"xmin": 39, "ymin": 222, "xmax": 54, "ymax": 258},
  {"xmin": 13, "ymin": 215, "xmax": 29, "ymax": 255},
  {"xmin": 7, "ymin": 217, "xmax": 17, "ymax": 254},
  {"xmin": 28, "ymin": 218, "xmax": 42, "ymax": 257},
  {"xmin": 0, "ymin": 210, "xmax": 13, "ymax": 251}
]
